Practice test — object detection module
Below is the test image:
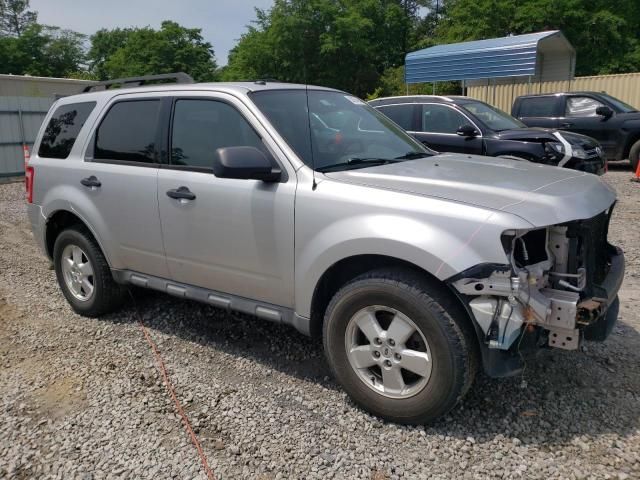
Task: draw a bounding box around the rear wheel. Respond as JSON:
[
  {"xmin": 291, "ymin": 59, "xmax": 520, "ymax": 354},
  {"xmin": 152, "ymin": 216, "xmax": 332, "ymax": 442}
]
[
  {"xmin": 53, "ymin": 226, "xmax": 124, "ymax": 317},
  {"xmin": 323, "ymin": 268, "xmax": 477, "ymax": 424},
  {"xmin": 629, "ymin": 139, "xmax": 640, "ymax": 172}
]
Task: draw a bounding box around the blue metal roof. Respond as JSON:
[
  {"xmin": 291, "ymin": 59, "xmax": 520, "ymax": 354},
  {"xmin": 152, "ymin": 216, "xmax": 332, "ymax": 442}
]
[{"xmin": 405, "ymin": 31, "xmax": 573, "ymax": 84}]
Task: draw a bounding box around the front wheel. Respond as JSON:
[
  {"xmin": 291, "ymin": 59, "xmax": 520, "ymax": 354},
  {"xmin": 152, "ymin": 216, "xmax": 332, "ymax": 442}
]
[
  {"xmin": 629, "ymin": 139, "xmax": 640, "ymax": 172},
  {"xmin": 323, "ymin": 269, "xmax": 477, "ymax": 424}
]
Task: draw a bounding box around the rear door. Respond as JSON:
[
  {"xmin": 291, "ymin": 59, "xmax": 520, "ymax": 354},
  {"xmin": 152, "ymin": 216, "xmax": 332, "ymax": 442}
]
[
  {"xmin": 374, "ymin": 104, "xmax": 418, "ymax": 132},
  {"xmin": 75, "ymin": 94, "xmax": 169, "ymax": 278},
  {"xmin": 156, "ymin": 92, "xmax": 296, "ymax": 307},
  {"xmin": 513, "ymin": 96, "xmax": 560, "ymax": 128},
  {"xmin": 413, "ymin": 103, "xmax": 483, "ymax": 154}
]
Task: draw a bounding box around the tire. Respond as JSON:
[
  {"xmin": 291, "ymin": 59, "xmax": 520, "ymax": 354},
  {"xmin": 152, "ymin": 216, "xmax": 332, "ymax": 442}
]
[
  {"xmin": 629, "ymin": 139, "xmax": 640, "ymax": 172},
  {"xmin": 53, "ymin": 226, "xmax": 124, "ymax": 317},
  {"xmin": 323, "ymin": 268, "xmax": 478, "ymax": 424}
]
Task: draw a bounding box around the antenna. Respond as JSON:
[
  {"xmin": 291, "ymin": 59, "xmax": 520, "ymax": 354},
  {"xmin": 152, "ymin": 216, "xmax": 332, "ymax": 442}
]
[{"xmin": 303, "ymin": 69, "xmax": 317, "ymax": 190}]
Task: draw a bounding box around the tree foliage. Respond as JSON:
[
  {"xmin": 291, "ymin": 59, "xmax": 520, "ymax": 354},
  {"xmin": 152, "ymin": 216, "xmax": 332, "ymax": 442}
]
[
  {"xmin": 432, "ymin": 0, "xmax": 640, "ymax": 76},
  {"xmin": 0, "ymin": 0, "xmax": 36, "ymax": 37},
  {"xmin": 223, "ymin": 0, "xmax": 423, "ymax": 97},
  {"xmin": 0, "ymin": 24, "xmax": 86, "ymax": 76},
  {"xmin": 88, "ymin": 21, "xmax": 218, "ymax": 81}
]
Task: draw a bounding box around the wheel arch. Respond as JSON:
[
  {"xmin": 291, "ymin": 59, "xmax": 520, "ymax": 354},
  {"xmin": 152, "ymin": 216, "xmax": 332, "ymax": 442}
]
[
  {"xmin": 45, "ymin": 209, "xmax": 112, "ymax": 267},
  {"xmin": 307, "ymin": 254, "xmax": 473, "ymax": 339},
  {"xmin": 622, "ymin": 130, "xmax": 640, "ymax": 160}
]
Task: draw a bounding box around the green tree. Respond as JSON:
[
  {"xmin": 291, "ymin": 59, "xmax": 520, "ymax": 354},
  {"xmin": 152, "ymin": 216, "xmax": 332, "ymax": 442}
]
[
  {"xmin": 0, "ymin": 23, "xmax": 86, "ymax": 76},
  {"xmin": 92, "ymin": 21, "xmax": 218, "ymax": 81},
  {"xmin": 223, "ymin": 0, "xmax": 420, "ymax": 97},
  {"xmin": 432, "ymin": 0, "xmax": 640, "ymax": 76},
  {"xmin": 0, "ymin": 0, "xmax": 37, "ymax": 37},
  {"xmin": 87, "ymin": 28, "xmax": 133, "ymax": 79}
]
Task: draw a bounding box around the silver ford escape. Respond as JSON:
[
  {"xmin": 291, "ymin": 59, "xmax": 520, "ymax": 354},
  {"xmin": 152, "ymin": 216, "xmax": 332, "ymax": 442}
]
[{"xmin": 27, "ymin": 75, "xmax": 624, "ymax": 424}]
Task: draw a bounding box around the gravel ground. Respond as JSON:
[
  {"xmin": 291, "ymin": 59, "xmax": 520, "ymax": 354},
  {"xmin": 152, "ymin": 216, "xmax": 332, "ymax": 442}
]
[{"xmin": 0, "ymin": 165, "xmax": 639, "ymax": 480}]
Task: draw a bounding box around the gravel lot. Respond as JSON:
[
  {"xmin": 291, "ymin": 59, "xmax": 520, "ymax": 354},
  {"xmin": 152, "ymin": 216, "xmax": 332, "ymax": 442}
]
[{"xmin": 1, "ymin": 166, "xmax": 639, "ymax": 480}]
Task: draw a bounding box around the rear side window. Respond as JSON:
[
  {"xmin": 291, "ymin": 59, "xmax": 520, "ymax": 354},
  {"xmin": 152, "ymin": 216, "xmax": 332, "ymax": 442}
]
[
  {"xmin": 38, "ymin": 102, "xmax": 96, "ymax": 159},
  {"xmin": 94, "ymin": 100, "xmax": 161, "ymax": 164},
  {"xmin": 376, "ymin": 105, "xmax": 415, "ymax": 130},
  {"xmin": 517, "ymin": 97, "xmax": 556, "ymax": 117},
  {"xmin": 171, "ymin": 99, "xmax": 264, "ymax": 168}
]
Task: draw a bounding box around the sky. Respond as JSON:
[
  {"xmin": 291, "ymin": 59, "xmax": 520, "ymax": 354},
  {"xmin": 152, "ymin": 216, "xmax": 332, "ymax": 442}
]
[{"xmin": 30, "ymin": 0, "xmax": 274, "ymax": 65}]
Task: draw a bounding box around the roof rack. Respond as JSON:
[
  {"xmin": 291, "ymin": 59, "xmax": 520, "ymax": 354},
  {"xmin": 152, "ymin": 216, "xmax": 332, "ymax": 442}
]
[{"xmin": 82, "ymin": 72, "xmax": 195, "ymax": 93}]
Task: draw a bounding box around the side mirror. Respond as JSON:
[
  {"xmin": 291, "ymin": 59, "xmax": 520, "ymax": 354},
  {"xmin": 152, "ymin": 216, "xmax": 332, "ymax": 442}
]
[
  {"xmin": 456, "ymin": 124, "xmax": 478, "ymax": 137},
  {"xmin": 596, "ymin": 106, "xmax": 614, "ymax": 119},
  {"xmin": 213, "ymin": 146, "xmax": 281, "ymax": 182}
]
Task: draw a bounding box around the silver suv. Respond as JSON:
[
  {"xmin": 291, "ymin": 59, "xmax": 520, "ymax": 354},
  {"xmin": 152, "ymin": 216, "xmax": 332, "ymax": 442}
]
[{"xmin": 27, "ymin": 76, "xmax": 624, "ymax": 424}]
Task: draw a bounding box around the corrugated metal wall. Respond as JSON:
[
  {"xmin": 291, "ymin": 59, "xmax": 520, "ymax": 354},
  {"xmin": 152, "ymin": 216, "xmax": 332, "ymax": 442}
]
[
  {"xmin": 467, "ymin": 72, "xmax": 640, "ymax": 113},
  {"xmin": 0, "ymin": 96, "xmax": 54, "ymax": 177}
]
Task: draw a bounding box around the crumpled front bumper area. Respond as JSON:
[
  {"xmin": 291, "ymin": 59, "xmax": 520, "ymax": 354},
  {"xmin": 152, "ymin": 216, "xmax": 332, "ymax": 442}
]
[{"xmin": 582, "ymin": 247, "xmax": 624, "ymax": 341}]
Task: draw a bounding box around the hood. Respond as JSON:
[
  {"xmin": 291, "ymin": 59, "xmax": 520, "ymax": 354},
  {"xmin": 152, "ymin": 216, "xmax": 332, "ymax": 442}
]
[
  {"xmin": 494, "ymin": 128, "xmax": 598, "ymax": 148},
  {"xmin": 323, "ymin": 154, "xmax": 616, "ymax": 227}
]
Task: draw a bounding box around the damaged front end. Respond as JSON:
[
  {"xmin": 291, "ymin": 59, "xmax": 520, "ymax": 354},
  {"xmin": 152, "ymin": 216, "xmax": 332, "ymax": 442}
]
[{"xmin": 449, "ymin": 206, "xmax": 624, "ymax": 377}]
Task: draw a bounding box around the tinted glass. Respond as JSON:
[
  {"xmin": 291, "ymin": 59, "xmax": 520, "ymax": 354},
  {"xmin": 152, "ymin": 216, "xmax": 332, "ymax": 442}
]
[
  {"xmin": 376, "ymin": 105, "xmax": 414, "ymax": 130},
  {"xmin": 95, "ymin": 100, "xmax": 160, "ymax": 163},
  {"xmin": 598, "ymin": 93, "xmax": 636, "ymax": 113},
  {"xmin": 171, "ymin": 100, "xmax": 263, "ymax": 168},
  {"xmin": 422, "ymin": 104, "xmax": 467, "ymax": 134},
  {"xmin": 566, "ymin": 96, "xmax": 605, "ymax": 117},
  {"xmin": 38, "ymin": 102, "xmax": 96, "ymax": 159},
  {"xmin": 251, "ymin": 90, "xmax": 428, "ymax": 171},
  {"xmin": 518, "ymin": 97, "xmax": 556, "ymax": 117},
  {"xmin": 462, "ymin": 101, "xmax": 525, "ymax": 131}
]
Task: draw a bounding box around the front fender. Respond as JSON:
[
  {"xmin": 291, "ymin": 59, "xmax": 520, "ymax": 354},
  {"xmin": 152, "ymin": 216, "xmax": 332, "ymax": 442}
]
[{"xmin": 294, "ymin": 212, "xmax": 527, "ymax": 318}]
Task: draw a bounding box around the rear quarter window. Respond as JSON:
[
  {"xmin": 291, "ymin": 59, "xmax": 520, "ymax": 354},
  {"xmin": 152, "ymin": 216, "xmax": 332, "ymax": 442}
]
[
  {"xmin": 517, "ymin": 97, "xmax": 556, "ymax": 117},
  {"xmin": 38, "ymin": 102, "xmax": 96, "ymax": 159}
]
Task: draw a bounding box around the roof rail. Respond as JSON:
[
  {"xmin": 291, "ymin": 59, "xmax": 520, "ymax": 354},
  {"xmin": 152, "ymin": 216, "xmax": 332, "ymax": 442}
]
[{"xmin": 82, "ymin": 72, "xmax": 195, "ymax": 93}]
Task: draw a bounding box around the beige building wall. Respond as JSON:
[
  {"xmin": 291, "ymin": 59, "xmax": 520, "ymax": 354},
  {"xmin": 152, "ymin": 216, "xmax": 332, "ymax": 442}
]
[
  {"xmin": 0, "ymin": 74, "xmax": 94, "ymax": 98},
  {"xmin": 467, "ymin": 72, "xmax": 640, "ymax": 113}
]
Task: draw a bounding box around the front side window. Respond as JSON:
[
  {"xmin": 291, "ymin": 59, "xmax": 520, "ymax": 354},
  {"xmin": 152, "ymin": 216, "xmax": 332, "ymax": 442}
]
[
  {"xmin": 566, "ymin": 96, "xmax": 605, "ymax": 117},
  {"xmin": 38, "ymin": 102, "xmax": 96, "ymax": 159},
  {"xmin": 376, "ymin": 105, "xmax": 415, "ymax": 130},
  {"xmin": 518, "ymin": 97, "xmax": 556, "ymax": 117},
  {"xmin": 422, "ymin": 104, "xmax": 467, "ymax": 134},
  {"xmin": 94, "ymin": 100, "xmax": 161, "ymax": 163},
  {"xmin": 462, "ymin": 101, "xmax": 525, "ymax": 131},
  {"xmin": 250, "ymin": 90, "xmax": 429, "ymax": 172},
  {"xmin": 171, "ymin": 99, "xmax": 264, "ymax": 168}
]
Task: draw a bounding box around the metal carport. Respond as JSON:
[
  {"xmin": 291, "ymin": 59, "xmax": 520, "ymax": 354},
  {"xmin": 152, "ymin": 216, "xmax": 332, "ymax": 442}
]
[{"xmin": 404, "ymin": 30, "xmax": 575, "ymax": 91}]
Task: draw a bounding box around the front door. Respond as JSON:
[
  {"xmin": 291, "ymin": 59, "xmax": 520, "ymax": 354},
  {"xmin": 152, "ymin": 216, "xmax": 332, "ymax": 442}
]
[
  {"xmin": 413, "ymin": 103, "xmax": 483, "ymax": 154},
  {"xmin": 558, "ymin": 95, "xmax": 618, "ymax": 157},
  {"xmin": 157, "ymin": 94, "xmax": 296, "ymax": 307}
]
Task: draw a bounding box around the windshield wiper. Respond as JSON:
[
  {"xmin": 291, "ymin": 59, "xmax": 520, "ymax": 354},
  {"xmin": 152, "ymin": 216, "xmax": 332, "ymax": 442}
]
[
  {"xmin": 394, "ymin": 151, "xmax": 431, "ymax": 160},
  {"xmin": 316, "ymin": 157, "xmax": 400, "ymax": 172}
]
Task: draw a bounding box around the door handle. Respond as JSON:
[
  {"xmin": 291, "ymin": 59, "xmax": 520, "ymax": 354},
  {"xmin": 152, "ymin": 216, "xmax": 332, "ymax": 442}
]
[
  {"xmin": 80, "ymin": 176, "xmax": 101, "ymax": 188},
  {"xmin": 166, "ymin": 186, "xmax": 196, "ymax": 201},
  {"xmin": 560, "ymin": 122, "xmax": 573, "ymax": 128}
]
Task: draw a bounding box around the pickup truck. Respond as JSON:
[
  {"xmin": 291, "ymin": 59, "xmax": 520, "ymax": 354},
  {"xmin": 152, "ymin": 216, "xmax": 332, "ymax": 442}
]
[{"xmin": 512, "ymin": 92, "xmax": 640, "ymax": 170}]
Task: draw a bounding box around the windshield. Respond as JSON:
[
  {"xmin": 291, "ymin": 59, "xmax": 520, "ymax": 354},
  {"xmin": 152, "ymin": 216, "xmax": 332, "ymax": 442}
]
[
  {"xmin": 250, "ymin": 89, "xmax": 432, "ymax": 171},
  {"xmin": 462, "ymin": 101, "xmax": 526, "ymax": 131},
  {"xmin": 598, "ymin": 93, "xmax": 637, "ymax": 113}
]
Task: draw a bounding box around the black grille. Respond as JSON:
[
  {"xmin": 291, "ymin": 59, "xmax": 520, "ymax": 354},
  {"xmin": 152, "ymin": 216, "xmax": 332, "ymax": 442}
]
[{"xmin": 566, "ymin": 206, "xmax": 614, "ymax": 297}]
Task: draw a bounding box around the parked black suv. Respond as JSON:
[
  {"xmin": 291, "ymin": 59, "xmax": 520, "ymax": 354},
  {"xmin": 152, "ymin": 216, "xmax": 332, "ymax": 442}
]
[
  {"xmin": 370, "ymin": 96, "xmax": 605, "ymax": 174},
  {"xmin": 512, "ymin": 91, "xmax": 640, "ymax": 170}
]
